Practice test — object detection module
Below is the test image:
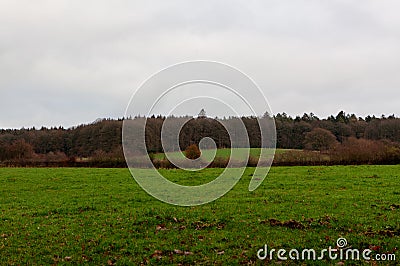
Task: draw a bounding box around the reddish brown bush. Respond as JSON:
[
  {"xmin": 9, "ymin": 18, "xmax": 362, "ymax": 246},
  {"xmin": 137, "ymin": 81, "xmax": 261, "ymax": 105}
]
[
  {"xmin": 329, "ymin": 137, "xmax": 398, "ymax": 164},
  {"xmin": 304, "ymin": 128, "xmax": 338, "ymax": 152},
  {"xmin": 3, "ymin": 139, "xmax": 35, "ymax": 161},
  {"xmin": 185, "ymin": 144, "xmax": 201, "ymax": 160}
]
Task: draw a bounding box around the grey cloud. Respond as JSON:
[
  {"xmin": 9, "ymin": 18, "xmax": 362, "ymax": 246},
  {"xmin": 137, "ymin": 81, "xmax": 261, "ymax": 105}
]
[{"xmin": 0, "ymin": 0, "xmax": 399, "ymax": 128}]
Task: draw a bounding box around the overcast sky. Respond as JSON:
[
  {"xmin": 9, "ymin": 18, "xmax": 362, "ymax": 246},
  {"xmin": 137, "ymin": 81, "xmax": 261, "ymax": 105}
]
[{"xmin": 1, "ymin": 0, "xmax": 399, "ymax": 128}]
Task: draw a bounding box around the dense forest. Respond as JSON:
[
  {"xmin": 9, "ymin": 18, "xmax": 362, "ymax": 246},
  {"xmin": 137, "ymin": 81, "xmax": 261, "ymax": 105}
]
[{"xmin": 0, "ymin": 111, "xmax": 399, "ymax": 166}]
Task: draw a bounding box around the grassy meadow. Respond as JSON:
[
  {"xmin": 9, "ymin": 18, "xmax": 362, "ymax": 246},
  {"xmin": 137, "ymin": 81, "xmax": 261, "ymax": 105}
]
[
  {"xmin": 152, "ymin": 148, "xmax": 287, "ymax": 161},
  {"xmin": 0, "ymin": 165, "xmax": 399, "ymax": 265}
]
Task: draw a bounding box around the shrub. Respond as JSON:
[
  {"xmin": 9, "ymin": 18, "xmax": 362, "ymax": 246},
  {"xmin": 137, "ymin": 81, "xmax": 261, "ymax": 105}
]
[
  {"xmin": 304, "ymin": 128, "xmax": 338, "ymax": 152},
  {"xmin": 209, "ymin": 156, "xmax": 228, "ymax": 168},
  {"xmin": 329, "ymin": 137, "xmax": 398, "ymax": 164},
  {"xmin": 185, "ymin": 144, "xmax": 201, "ymax": 160}
]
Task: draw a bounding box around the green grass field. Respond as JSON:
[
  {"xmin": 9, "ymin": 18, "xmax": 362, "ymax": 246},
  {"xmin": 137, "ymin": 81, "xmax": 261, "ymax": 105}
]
[
  {"xmin": 153, "ymin": 148, "xmax": 288, "ymax": 161},
  {"xmin": 1, "ymin": 166, "xmax": 399, "ymax": 265}
]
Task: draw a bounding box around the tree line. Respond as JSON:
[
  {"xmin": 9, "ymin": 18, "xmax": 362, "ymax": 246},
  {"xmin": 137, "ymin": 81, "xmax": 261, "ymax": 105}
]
[{"xmin": 0, "ymin": 111, "xmax": 399, "ymax": 166}]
